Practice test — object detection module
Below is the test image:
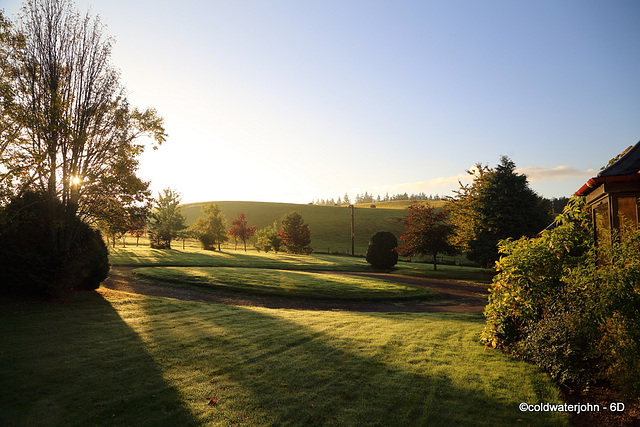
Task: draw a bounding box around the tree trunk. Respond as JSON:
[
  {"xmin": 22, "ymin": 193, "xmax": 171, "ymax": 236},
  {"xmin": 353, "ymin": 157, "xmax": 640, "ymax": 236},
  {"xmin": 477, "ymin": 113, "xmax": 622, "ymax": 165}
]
[{"xmin": 433, "ymin": 253, "xmax": 438, "ymax": 271}]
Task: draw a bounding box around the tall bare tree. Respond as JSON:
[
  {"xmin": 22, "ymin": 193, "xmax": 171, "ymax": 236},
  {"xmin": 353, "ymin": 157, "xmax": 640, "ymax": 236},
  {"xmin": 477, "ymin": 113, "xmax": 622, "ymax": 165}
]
[{"xmin": 1, "ymin": 0, "xmax": 165, "ymax": 259}]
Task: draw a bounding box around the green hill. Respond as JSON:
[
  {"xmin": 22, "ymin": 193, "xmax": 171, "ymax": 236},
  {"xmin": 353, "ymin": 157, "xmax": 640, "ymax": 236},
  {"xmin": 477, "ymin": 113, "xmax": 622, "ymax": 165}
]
[{"xmin": 181, "ymin": 201, "xmax": 413, "ymax": 255}]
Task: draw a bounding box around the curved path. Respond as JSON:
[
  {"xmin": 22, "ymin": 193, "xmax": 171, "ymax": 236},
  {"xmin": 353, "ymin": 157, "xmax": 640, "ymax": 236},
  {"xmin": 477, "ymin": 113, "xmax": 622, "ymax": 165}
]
[{"xmin": 101, "ymin": 266, "xmax": 489, "ymax": 313}]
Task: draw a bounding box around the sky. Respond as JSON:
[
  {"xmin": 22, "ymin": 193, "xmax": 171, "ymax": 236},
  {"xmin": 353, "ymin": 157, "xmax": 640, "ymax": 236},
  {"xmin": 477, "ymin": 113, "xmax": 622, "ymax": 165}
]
[{"xmin": 2, "ymin": 0, "xmax": 640, "ymax": 204}]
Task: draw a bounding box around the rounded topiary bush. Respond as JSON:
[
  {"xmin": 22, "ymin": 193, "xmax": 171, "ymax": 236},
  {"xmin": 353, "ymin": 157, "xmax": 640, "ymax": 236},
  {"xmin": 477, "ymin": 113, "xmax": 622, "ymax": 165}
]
[
  {"xmin": 366, "ymin": 231, "xmax": 398, "ymax": 269},
  {"xmin": 0, "ymin": 192, "xmax": 109, "ymax": 296},
  {"xmin": 65, "ymin": 221, "xmax": 110, "ymax": 291}
]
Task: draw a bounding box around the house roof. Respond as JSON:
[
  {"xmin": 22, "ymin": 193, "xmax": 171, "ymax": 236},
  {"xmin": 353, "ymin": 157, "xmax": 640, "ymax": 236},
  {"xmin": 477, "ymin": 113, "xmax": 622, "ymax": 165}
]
[
  {"xmin": 575, "ymin": 140, "xmax": 640, "ymax": 197},
  {"xmin": 598, "ymin": 141, "xmax": 640, "ymax": 177}
]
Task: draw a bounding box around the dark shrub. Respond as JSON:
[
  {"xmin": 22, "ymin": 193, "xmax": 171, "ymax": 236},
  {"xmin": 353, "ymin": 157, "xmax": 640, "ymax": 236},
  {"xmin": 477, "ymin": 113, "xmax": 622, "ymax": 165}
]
[
  {"xmin": 366, "ymin": 231, "xmax": 398, "ymax": 269},
  {"xmin": 149, "ymin": 228, "xmax": 172, "ymax": 249},
  {"xmin": 65, "ymin": 221, "xmax": 110, "ymax": 290},
  {"xmin": 520, "ymin": 288, "xmax": 602, "ymax": 387},
  {"xmin": 0, "ymin": 192, "xmax": 109, "ymax": 296}
]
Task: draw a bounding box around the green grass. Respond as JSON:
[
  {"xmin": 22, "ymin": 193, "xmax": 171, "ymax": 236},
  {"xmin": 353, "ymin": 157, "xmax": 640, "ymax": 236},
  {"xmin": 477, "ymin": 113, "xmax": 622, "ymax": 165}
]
[
  {"xmin": 133, "ymin": 267, "xmax": 439, "ymax": 301},
  {"xmin": 0, "ymin": 290, "xmax": 568, "ymax": 426},
  {"xmin": 109, "ymin": 247, "xmax": 495, "ymax": 284}
]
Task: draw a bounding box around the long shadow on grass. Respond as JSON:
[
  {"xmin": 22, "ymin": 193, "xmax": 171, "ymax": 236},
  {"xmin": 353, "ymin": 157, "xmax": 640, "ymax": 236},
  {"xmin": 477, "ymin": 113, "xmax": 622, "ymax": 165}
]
[
  {"xmin": 0, "ymin": 292, "xmax": 197, "ymax": 426},
  {"xmin": 110, "ymin": 247, "xmax": 368, "ymax": 271},
  {"xmin": 135, "ymin": 299, "xmax": 566, "ymax": 426}
]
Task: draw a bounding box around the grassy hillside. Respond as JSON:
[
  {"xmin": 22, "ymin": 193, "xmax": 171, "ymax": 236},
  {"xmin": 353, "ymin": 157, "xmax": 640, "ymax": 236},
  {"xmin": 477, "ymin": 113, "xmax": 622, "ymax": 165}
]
[{"xmin": 181, "ymin": 201, "xmax": 411, "ymax": 255}]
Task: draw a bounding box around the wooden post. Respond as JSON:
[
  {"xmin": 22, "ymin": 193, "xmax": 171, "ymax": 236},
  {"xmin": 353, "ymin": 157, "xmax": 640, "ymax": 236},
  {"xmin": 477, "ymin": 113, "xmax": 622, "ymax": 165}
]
[{"xmin": 350, "ymin": 204, "xmax": 355, "ymax": 256}]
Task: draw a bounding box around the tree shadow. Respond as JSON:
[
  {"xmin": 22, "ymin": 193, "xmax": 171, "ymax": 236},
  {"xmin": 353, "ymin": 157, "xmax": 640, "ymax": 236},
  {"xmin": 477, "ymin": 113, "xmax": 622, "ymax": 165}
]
[
  {"xmin": 135, "ymin": 298, "xmax": 565, "ymax": 426},
  {"xmin": 0, "ymin": 291, "xmax": 197, "ymax": 426}
]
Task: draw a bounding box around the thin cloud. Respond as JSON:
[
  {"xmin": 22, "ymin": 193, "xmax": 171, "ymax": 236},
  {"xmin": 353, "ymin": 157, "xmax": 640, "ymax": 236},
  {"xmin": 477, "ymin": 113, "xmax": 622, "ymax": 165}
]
[
  {"xmin": 516, "ymin": 166, "xmax": 597, "ymax": 182},
  {"xmin": 343, "ymin": 166, "xmax": 595, "ymax": 200},
  {"xmin": 344, "ymin": 173, "xmax": 472, "ymax": 199}
]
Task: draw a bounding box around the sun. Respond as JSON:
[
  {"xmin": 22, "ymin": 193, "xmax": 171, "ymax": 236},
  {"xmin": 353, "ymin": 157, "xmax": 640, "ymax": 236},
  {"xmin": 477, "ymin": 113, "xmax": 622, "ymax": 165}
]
[{"xmin": 71, "ymin": 176, "xmax": 81, "ymax": 185}]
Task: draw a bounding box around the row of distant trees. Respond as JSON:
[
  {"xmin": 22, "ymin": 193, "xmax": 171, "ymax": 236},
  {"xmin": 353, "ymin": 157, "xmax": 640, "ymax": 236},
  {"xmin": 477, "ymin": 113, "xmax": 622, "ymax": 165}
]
[
  {"xmin": 138, "ymin": 188, "xmax": 313, "ymax": 254},
  {"xmin": 311, "ymin": 192, "xmax": 443, "ymax": 206}
]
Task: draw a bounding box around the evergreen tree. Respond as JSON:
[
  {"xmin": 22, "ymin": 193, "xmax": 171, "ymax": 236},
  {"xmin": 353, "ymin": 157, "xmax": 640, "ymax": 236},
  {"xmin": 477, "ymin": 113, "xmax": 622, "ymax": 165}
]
[
  {"xmin": 366, "ymin": 231, "xmax": 398, "ymax": 269},
  {"xmin": 449, "ymin": 156, "xmax": 552, "ymax": 267},
  {"xmin": 279, "ymin": 211, "xmax": 311, "ymax": 254}
]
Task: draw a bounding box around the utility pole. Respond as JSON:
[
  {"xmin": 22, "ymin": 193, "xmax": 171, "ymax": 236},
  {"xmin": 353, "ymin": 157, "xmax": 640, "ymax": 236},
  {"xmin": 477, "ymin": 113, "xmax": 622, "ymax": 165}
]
[{"xmin": 350, "ymin": 204, "xmax": 355, "ymax": 256}]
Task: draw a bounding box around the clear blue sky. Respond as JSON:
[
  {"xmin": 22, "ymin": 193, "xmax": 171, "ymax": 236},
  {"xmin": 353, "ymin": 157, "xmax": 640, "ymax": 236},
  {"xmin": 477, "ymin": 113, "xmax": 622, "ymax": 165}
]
[{"xmin": 3, "ymin": 0, "xmax": 640, "ymax": 203}]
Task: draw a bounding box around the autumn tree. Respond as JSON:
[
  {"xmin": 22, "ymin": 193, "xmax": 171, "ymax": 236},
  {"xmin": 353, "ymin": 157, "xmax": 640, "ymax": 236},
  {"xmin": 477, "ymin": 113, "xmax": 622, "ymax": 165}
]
[
  {"xmin": 279, "ymin": 211, "xmax": 312, "ymax": 254},
  {"xmin": 228, "ymin": 213, "xmax": 257, "ymax": 251},
  {"xmin": 126, "ymin": 207, "xmax": 148, "ymax": 246},
  {"xmin": 449, "ymin": 156, "xmax": 552, "ymax": 267},
  {"xmin": 396, "ymin": 203, "xmax": 457, "ymax": 271},
  {"xmin": 189, "ymin": 202, "xmax": 228, "ymax": 251},
  {"xmin": 147, "ymin": 189, "xmax": 186, "ymax": 249}
]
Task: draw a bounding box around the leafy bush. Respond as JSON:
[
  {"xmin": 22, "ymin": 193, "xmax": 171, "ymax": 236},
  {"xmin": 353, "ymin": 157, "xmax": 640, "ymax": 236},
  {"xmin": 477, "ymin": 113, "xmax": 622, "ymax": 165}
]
[
  {"xmin": 482, "ymin": 196, "xmax": 640, "ymax": 394},
  {"xmin": 520, "ymin": 286, "xmax": 602, "ymax": 386},
  {"xmin": 255, "ymin": 222, "xmax": 282, "ymax": 253},
  {"xmin": 366, "ymin": 231, "xmax": 398, "ymax": 269},
  {"xmin": 0, "ymin": 192, "xmax": 109, "ymax": 296}
]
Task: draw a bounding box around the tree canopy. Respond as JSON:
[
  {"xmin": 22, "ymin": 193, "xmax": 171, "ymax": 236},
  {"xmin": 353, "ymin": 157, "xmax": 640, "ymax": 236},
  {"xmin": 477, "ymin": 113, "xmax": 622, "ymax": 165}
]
[
  {"xmin": 148, "ymin": 188, "xmax": 186, "ymax": 249},
  {"xmin": 279, "ymin": 211, "xmax": 311, "ymax": 254},
  {"xmin": 449, "ymin": 156, "xmax": 552, "ymax": 267},
  {"xmin": 0, "ymin": 0, "xmax": 165, "ymax": 252},
  {"xmin": 228, "ymin": 213, "xmax": 257, "ymax": 251},
  {"xmin": 189, "ymin": 202, "xmax": 228, "ymax": 251},
  {"xmin": 396, "ymin": 203, "xmax": 457, "ymax": 271},
  {"xmin": 255, "ymin": 221, "xmax": 282, "ymax": 253}
]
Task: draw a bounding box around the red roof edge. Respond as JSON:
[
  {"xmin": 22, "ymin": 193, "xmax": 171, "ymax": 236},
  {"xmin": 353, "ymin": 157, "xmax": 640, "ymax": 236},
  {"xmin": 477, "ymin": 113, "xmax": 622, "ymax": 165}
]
[
  {"xmin": 574, "ymin": 178, "xmax": 598, "ymax": 197},
  {"xmin": 574, "ymin": 172, "xmax": 640, "ymax": 197}
]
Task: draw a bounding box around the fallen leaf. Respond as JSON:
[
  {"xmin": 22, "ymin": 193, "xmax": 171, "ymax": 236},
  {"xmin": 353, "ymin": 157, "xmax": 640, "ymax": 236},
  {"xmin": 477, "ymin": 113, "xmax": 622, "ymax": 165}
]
[{"xmin": 208, "ymin": 398, "xmax": 217, "ymax": 406}]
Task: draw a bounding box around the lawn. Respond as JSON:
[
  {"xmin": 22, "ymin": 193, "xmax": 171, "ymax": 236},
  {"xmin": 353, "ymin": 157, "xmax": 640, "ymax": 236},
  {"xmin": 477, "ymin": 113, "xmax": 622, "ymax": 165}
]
[
  {"xmin": 109, "ymin": 247, "xmax": 495, "ymax": 284},
  {"xmin": 133, "ymin": 267, "xmax": 439, "ymax": 301},
  {"xmin": 0, "ymin": 289, "xmax": 567, "ymax": 426}
]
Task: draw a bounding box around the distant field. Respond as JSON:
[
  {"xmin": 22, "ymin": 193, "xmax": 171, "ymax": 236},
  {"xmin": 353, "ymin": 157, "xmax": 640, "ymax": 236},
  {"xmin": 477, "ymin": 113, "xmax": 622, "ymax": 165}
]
[{"xmin": 177, "ymin": 200, "xmax": 452, "ymax": 256}]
